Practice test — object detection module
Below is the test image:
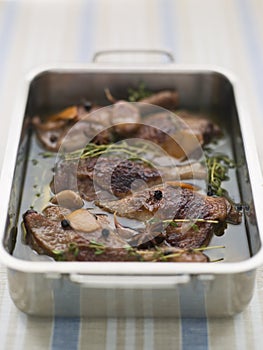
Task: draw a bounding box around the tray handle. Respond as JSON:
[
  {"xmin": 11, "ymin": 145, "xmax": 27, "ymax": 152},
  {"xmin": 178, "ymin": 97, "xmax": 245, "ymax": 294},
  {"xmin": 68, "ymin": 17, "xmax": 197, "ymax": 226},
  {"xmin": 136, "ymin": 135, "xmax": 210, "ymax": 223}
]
[
  {"xmin": 92, "ymin": 49, "xmax": 175, "ymax": 64},
  {"xmin": 69, "ymin": 274, "xmax": 190, "ymax": 289}
]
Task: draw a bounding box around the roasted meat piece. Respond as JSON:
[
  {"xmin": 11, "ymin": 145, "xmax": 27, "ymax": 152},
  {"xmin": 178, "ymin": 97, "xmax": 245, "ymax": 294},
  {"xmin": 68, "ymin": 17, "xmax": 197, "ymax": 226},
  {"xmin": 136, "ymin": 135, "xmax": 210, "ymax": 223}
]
[
  {"xmin": 33, "ymin": 90, "xmax": 220, "ymax": 158},
  {"xmin": 52, "ymin": 155, "xmax": 206, "ymax": 201},
  {"xmin": 176, "ymin": 110, "xmax": 221, "ymax": 145},
  {"xmin": 140, "ymin": 90, "xmax": 179, "ymax": 110},
  {"xmin": 23, "ymin": 207, "xmax": 209, "ymax": 262},
  {"xmin": 97, "ymin": 183, "xmax": 241, "ymax": 248},
  {"xmin": 33, "ymin": 102, "xmax": 141, "ymax": 152},
  {"xmin": 33, "ymin": 106, "xmax": 112, "ymax": 152},
  {"xmin": 135, "ymin": 112, "xmax": 221, "ymax": 159}
]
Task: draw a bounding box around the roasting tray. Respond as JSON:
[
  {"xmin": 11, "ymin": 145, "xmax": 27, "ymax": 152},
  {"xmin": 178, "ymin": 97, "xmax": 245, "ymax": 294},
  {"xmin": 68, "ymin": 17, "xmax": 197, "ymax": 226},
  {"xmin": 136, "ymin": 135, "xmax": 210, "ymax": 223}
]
[{"xmin": 1, "ymin": 51, "xmax": 263, "ymax": 317}]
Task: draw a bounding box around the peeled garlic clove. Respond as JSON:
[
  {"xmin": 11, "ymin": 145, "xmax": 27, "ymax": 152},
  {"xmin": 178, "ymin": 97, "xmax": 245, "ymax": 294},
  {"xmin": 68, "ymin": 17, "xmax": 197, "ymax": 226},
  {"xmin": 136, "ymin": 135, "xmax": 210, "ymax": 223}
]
[
  {"xmin": 51, "ymin": 190, "xmax": 84, "ymax": 210},
  {"xmin": 66, "ymin": 209, "xmax": 100, "ymax": 232}
]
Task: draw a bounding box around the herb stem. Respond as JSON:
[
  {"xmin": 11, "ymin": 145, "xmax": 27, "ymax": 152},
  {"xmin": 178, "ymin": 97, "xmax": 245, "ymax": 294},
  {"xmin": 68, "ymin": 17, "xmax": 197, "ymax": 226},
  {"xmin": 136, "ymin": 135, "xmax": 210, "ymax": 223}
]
[
  {"xmin": 162, "ymin": 218, "xmax": 219, "ymax": 224},
  {"xmin": 193, "ymin": 245, "xmax": 225, "ymax": 251},
  {"xmin": 65, "ymin": 141, "xmax": 154, "ymax": 167}
]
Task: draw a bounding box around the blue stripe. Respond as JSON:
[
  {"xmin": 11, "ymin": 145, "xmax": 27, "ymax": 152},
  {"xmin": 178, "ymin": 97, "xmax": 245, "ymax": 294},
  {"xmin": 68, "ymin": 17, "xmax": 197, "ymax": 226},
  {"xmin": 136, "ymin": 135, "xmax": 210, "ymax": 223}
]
[
  {"xmin": 77, "ymin": 0, "xmax": 97, "ymax": 63},
  {"xmin": 159, "ymin": 1, "xmax": 209, "ymax": 348},
  {"xmin": 51, "ymin": 1, "xmax": 97, "ymax": 348},
  {"xmin": 236, "ymin": 0, "xmax": 263, "ymax": 111},
  {"xmin": 181, "ymin": 318, "xmax": 208, "ymax": 350},
  {"xmin": 158, "ymin": 0, "xmax": 179, "ymax": 62},
  {"xmin": 52, "ymin": 317, "xmax": 80, "ymax": 350},
  {"xmin": 179, "ymin": 283, "xmax": 208, "ymax": 350},
  {"xmin": 51, "ymin": 278, "xmax": 81, "ymax": 349},
  {"xmin": 0, "ymin": 2, "xmax": 18, "ymax": 93}
]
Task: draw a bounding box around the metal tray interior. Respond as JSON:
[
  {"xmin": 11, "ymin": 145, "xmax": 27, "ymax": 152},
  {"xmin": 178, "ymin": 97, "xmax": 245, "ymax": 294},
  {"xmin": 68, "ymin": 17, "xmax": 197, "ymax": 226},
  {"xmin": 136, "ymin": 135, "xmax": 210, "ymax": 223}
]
[{"xmin": 3, "ymin": 68, "xmax": 261, "ymax": 264}]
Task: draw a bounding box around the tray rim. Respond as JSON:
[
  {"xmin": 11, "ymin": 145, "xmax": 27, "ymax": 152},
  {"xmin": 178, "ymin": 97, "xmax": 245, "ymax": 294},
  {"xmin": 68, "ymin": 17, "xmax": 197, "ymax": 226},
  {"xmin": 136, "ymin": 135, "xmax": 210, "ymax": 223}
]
[{"xmin": 1, "ymin": 63, "xmax": 263, "ymax": 275}]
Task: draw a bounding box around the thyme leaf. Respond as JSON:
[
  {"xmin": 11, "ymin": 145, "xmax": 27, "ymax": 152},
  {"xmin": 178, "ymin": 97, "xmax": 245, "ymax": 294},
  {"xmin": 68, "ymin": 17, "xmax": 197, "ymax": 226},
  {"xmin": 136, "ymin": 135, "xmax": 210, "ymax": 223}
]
[
  {"xmin": 39, "ymin": 152, "xmax": 55, "ymax": 158},
  {"xmin": 205, "ymin": 154, "xmax": 236, "ymax": 196},
  {"xmin": 89, "ymin": 240, "xmax": 106, "ymax": 255},
  {"xmin": 68, "ymin": 242, "xmax": 79, "ymax": 257}
]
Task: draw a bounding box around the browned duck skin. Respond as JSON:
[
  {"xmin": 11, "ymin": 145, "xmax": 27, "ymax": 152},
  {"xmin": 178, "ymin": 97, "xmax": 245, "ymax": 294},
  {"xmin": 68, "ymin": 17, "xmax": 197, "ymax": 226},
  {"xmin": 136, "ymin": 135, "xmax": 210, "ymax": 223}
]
[
  {"xmin": 52, "ymin": 155, "xmax": 206, "ymax": 202},
  {"xmin": 23, "ymin": 207, "xmax": 209, "ymax": 262},
  {"xmin": 33, "ymin": 102, "xmax": 141, "ymax": 152},
  {"xmin": 32, "ymin": 105, "xmax": 112, "ymax": 152},
  {"xmin": 97, "ymin": 183, "xmax": 241, "ymax": 223},
  {"xmin": 135, "ymin": 112, "xmax": 220, "ymax": 159},
  {"xmin": 97, "ymin": 183, "xmax": 241, "ymax": 248},
  {"xmin": 33, "ymin": 96, "xmax": 220, "ymax": 157}
]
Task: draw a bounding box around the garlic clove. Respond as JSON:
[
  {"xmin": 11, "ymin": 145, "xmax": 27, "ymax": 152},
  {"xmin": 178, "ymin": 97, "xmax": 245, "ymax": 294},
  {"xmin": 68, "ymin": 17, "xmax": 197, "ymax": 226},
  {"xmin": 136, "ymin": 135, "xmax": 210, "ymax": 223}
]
[
  {"xmin": 51, "ymin": 190, "xmax": 84, "ymax": 210},
  {"xmin": 66, "ymin": 209, "xmax": 100, "ymax": 232}
]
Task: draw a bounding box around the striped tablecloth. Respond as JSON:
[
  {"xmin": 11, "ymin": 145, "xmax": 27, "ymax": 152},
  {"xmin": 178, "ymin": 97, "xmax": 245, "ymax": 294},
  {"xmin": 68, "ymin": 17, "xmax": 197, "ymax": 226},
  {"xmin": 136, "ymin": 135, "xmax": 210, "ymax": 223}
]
[{"xmin": 0, "ymin": 0, "xmax": 263, "ymax": 349}]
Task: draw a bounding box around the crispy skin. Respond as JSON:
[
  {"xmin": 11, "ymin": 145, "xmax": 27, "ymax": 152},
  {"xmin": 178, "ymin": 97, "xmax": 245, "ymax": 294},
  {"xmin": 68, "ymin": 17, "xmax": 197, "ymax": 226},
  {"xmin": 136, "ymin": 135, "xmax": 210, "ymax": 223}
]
[
  {"xmin": 97, "ymin": 183, "xmax": 241, "ymax": 248},
  {"xmin": 23, "ymin": 208, "xmax": 209, "ymax": 262}
]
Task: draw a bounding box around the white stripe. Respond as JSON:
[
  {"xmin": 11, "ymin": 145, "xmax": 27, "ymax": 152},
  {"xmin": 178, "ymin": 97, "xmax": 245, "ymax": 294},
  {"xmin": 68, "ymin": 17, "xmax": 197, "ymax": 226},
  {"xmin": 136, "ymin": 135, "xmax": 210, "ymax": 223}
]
[
  {"xmin": 106, "ymin": 318, "xmax": 118, "ymax": 350},
  {"xmin": 249, "ymin": 285, "xmax": 263, "ymax": 350},
  {"xmin": 105, "ymin": 288, "xmax": 117, "ymax": 350},
  {"xmin": 96, "ymin": 0, "xmax": 162, "ymax": 62},
  {"xmin": 123, "ymin": 289, "xmax": 136, "ymax": 350},
  {"xmin": 125, "ymin": 318, "xmax": 136, "ymax": 350},
  {"xmin": 143, "ymin": 318, "xmax": 154, "ymax": 350},
  {"xmin": 142, "ymin": 290, "xmax": 154, "ymax": 349},
  {"xmin": 249, "ymin": 0, "xmax": 263, "ymax": 57},
  {"xmin": 12, "ymin": 312, "xmax": 27, "ymax": 350},
  {"xmin": 0, "ymin": 283, "xmax": 13, "ymax": 349},
  {"xmin": 234, "ymin": 313, "xmax": 247, "ymax": 350}
]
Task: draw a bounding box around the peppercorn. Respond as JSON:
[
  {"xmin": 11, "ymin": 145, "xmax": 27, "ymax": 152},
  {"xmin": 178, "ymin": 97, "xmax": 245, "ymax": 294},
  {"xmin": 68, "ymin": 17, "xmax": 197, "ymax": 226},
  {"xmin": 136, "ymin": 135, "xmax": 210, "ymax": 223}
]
[
  {"xmin": 154, "ymin": 190, "xmax": 163, "ymax": 200},
  {"xmin": 61, "ymin": 219, "xmax": 70, "ymax": 228},
  {"xmin": 207, "ymin": 185, "xmax": 215, "ymax": 196},
  {"xmin": 50, "ymin": 134, "xmax": 58, "ymax": 143},
  {"xmin": 236, "ymin": 204, "xmax": 243, "ymax": 211},
  {"xmin": 83, "ymin": 101, "xmax": 92, "ymax": 112},
  {"xmin": 101, "ymin": 228, "xmax": 110, "ymax": 239},
  {"xmin": 244, "ymin": 204, "xmax": 250, "ymax": 211}
]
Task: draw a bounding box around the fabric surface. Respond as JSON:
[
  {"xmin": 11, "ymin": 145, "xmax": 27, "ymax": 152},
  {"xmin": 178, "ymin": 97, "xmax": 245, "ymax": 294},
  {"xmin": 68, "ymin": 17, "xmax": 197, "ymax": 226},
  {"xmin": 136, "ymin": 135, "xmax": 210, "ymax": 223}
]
[{"xmin": 0, "ymin": 0, "xmax": 263, "ymax": 349}]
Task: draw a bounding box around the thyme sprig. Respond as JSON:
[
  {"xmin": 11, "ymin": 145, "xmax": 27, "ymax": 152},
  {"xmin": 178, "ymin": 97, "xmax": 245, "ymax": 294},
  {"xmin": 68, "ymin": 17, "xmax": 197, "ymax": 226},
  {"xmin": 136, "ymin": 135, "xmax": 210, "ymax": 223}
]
[
  {"xmin": 147, "ymin": 217, "xmax": 219, "ymax": 226},
  {"xmin": 128, "ymin": 82, "xmax": 152, "ymax": 102},
  {"xmin": 152, "ymin": 245, "xmax": 225, "ymax": 262},
  {"xmin": 205, "ymin": 154, "xmax": 236, "ymax": 196},
  {"xmin": 64, "ymin": 141, "xmax": 154, "ymax": 167}
]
